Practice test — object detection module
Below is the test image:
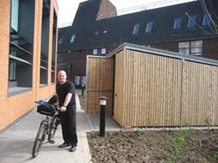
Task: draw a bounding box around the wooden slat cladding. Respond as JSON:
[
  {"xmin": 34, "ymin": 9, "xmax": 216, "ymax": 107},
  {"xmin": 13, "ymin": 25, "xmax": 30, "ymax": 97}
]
[
  {"xmin": 86, "ymin": 49, "xmax": 217, "ymax": 127},
  {"xmin": 181, "ymin": 62, "xmax": 218, "ymax": 126},
  {"xmin": 114, "ymin": 51, "xmax": 125, "ymax": 125},
  {"xmin": 114, "ymin": 49, "xmax": 217, "ymax": 127},
  {"xmin": 86, "ymin": 56, "xmax": 114, "ymax": 114},
  {"xmin": 114, "ymin": 49, "xmax": 182, "ymax": 127}
]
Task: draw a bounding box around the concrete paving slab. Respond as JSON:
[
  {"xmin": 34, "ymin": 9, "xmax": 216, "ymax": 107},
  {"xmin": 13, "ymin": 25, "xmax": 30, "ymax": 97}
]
[{"xmin": 0, "ymin": 91, "xmax": 121, "ymax": 163}]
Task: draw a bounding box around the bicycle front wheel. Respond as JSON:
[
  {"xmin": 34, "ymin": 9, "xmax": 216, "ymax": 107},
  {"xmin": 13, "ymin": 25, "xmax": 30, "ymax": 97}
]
[
  {"xmin": 32, "ymin": 121, "xmax": 47, "ymax": 158},
  {"xmin": 48, "ymin": 117, "xmax": 60, "ymax": 143}
]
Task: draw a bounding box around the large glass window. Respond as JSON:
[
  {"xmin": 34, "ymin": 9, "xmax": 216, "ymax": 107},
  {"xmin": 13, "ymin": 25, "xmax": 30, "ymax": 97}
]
[
  {"xmin": 11, "ymin": 0, "xmax": 19, "ymax": 31},
  {"xmin": 9, "ymin": 0, "xmax": 35, "ymax": 95},
  {"xmin": 40, "ymin": 0, "xmax": 51, "ymax": 86},
  {"xmin": 51, "ymin": 10, "xmax": 57, "ymax": 84}
]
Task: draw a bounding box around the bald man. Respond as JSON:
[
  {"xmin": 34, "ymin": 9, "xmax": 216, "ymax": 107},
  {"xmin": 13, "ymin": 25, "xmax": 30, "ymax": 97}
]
[{"xmin": 56, "ymin": 70, "xmax": 78, "ymax": 152}]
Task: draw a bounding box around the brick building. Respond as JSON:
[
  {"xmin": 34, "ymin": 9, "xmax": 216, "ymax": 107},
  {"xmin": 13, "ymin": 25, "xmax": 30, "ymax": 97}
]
[
  {"xmin": 0, "ymin": 0, "xmax": 58, "ymax": 131},
  {"xmin": 58, "ymin": 0, "xmax": 218, "ymax": 85}
]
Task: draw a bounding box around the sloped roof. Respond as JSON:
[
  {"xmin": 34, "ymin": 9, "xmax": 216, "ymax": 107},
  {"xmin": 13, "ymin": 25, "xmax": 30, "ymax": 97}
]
[{"xmin": 58, "ymin": 0, "xmax": 218, "ymax": 53}]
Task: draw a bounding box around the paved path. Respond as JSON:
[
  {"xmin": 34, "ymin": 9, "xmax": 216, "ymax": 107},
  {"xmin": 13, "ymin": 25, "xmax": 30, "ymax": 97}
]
[{"xmin": 0, "ymin": 91, "xmax": 121, "ymax": 163}]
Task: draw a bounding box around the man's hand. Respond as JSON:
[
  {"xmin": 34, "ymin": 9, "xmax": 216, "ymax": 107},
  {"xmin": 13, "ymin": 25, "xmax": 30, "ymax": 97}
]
[
  {"xmin": 54, "ymin": 102, "xmax": 59, "ymax": 106},
  {"xmin": 53, "ymin": 102, "xmax": 59, "ymax": 108},
  {"xmin": 60, "ymin": 106, "xmax": 67, "ymax": 112}
]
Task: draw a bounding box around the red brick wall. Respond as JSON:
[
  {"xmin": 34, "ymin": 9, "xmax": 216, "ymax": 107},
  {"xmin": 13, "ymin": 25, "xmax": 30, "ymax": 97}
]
[
  {"xmin": 59, "ymin": 47, "xmax": 116, "ymax": 83},
  {"xmin": 203, "ymin": 38, "xmax": 218, "ymax": 60},
  {"xmin": 151, "ymin": 42, "xmax": 178, "ymax": 52},
  {"xmin": 60, "ymin": 51, "xmax": 89, "ymax": 82},
  {"xmin": 0, "ymin": 0, "xmax": 10, "ymax": 99},
  {"xmin": 151, "ymin": 39, "xmax": 218, "ymax": 60},
  {"xmin": 0, "ymin": 0, "xmax": 58, "ymax": 131},
  {"xmin": 96, "ymin": 0, "xmax": 117, "ymax": 20}
]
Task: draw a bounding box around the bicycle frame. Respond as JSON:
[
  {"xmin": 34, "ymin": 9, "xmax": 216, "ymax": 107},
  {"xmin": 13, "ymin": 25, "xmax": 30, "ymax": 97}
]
[{"xmin": 32, "ymin": 102, "xmax": 60, "ymax": 158}]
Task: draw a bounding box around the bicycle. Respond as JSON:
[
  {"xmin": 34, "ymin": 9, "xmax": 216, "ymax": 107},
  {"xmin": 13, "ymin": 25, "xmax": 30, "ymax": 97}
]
[{"xmin": 32, "ymin": 99, "xmax": 60, "ymax": 158}]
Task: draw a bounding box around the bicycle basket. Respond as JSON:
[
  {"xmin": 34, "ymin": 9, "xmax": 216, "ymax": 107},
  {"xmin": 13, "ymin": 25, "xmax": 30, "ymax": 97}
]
[{"xmin": 37, "ymin": 102, "xmax": 56, "ymax": 116}]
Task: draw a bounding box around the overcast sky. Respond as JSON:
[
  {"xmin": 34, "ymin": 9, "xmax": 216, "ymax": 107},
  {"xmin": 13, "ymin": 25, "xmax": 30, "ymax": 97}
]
[{"xmin": 57, "ymin": 0, "xmax": 194, "ymax": 28}]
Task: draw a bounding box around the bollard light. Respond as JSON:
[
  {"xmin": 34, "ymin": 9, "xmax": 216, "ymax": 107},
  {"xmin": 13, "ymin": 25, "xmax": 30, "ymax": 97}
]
[
  {"xmin": 99, "ymin": 96, "xmax": 107, "ymax": 105},
  {"xmin": 99, "ymin": 96, "xmax": 108, "ymax": 137},
  {"xmin": 81, "ymin": 84, "xmax": 85, "ymax": 96}
]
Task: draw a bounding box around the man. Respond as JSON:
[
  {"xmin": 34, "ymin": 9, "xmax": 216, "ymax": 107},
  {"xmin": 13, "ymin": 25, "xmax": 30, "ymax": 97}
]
[{"xmin": 56, "ymin": 70, "xmax": 78, "ymax": 152}]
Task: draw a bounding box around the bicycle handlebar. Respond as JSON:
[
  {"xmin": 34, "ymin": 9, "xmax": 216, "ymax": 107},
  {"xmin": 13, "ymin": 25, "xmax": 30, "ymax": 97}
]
[
  {"xmin": 35, "ymin": 99, "xmax": 60, "ymax": 112},
  {"xmin": 35, "ymin": 100, "xmax": 44, "ymax": 105}
]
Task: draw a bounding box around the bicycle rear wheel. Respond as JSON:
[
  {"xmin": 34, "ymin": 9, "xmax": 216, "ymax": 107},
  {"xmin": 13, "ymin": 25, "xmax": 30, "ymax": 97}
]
[{"xmin": 32, "ymin": 121, "xmax": 47, "ymax": 158}]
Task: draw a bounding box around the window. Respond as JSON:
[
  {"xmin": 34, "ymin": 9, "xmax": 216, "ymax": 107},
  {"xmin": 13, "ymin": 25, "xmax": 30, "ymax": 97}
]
[
  {"xmin": 40, "ymin": 0, "xmax": 51, "ymax": 86},
  {"xmin": 101, "ymin": 48, "xmax": 106, "ymax": 54},
  {"xmin": 93, "ymin": 49, "xmax": 97, "ymax": 55},
  {"xmin": 70, "ymin": 34, "xmax": 76, "ymax": 43},
  {"xmin": 173, "ymin": 18, "xmax": 182, "ymax": 29},
  {"xmin": 51, "ymin": 10, "xmax": 57, "ymax": 83},
  {"xmin": 179, "ymin": 40, "xmax": 203, "ymax": 56},
  {"xmin": 9, "ymin": 61, "xmax": 17, "ymax": 81},
  {"xmin": 187, "ymin": 15, "xmax": 196, "ymax": 28},
  {"xmin": 9, "ymin": 0, "xmax": 35, "ymax": 95},
  {"xmin": 57, "ymin": 54, "xmax": 63, "ymax": 63},
  {"xmin": 58, "ymin": 36, "xmax": 64, "ymax": 44},
  {"xmin": 11, "ymin": 0, "xmax": 19, "ymax": 31},
  {"xmin": 103, "ymin": 30, "xmax": 107, "ymax": 34},
  {"xmin": 179, "ymin": 42, "xmax": 189, "ymax": 55},
  {"xmin": 69, "ymin": 63, "xmax": 73, "ymax": 73},
  {"xmin": 93, "ymin": 48, "xmax": 106, "ymax": 55},
  {"xmin": 202, "ymin": 13, "xmax": 211, "ymax": 26},
  {"xmin": 191, "ymin": 41, "xmax": 202, "ymax": 55},
  {"xmin": 145, "ymin": 21, "xmax": 153, "ymax": 33},
  {"xmin": 132, "ymin": 24, "xmax": 140, "ymax": 35},
  {"xmin": 95, "ymin": 30, "xmax": 100, "ymax": 35}
]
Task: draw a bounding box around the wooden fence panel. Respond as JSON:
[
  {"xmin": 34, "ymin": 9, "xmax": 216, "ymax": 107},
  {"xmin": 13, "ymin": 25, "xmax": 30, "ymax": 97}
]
[
  {"xmin": 115, "ymin": 50, "xmax": 182, "ymax": 127},
  {"xmin": 114, "ymin": 51, "xmax": 125, "ymax": 125},
  {"xmin": 86, "ymin": 56, "xmax": 114, "ymax": 114},
  {"xmin": 86, "ymin": 48, "xmax": 218, "ymax": 127},
  {"xmin": 181, "ymin": 62, "xmax": 218, "ymax": 125}
]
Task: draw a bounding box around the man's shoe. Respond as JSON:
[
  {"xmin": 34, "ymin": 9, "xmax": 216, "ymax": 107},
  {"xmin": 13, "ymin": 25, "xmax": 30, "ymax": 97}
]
[
  {"xmin": 71, "ymin": 143, "xmax": 77, "ymax": 147},
  {"xmin": 59, "ymin": 142, "xmax": 71, "ymax": 148},
  {"xmin": 69, "ymin": 145, "xmax": 76, "ymax": 152}
]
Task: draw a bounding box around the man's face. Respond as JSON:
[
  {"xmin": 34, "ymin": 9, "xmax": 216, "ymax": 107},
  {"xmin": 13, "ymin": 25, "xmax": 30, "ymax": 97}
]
[{"xmin": 58, "ymin": 71, "xmax": 67, "ymax": 84}]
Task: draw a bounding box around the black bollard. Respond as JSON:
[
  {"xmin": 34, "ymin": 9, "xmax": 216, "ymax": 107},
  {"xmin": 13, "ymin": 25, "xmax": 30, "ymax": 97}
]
[
  {"xmin": 81, "ymin": 85, "xmax": 85, "ymax": 96},
  {"xmin": 99, "ymin": 96, "xmax": 108, "ymax": 137}
]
